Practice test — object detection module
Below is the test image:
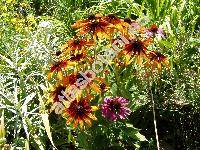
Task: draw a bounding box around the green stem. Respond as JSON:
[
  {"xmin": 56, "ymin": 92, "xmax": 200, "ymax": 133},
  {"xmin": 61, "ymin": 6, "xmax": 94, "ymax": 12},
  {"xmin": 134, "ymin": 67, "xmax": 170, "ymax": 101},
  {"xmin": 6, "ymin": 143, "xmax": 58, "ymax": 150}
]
[{"xmin": 149, "ymin": 81, "xmax": 160, "ymax": 150}]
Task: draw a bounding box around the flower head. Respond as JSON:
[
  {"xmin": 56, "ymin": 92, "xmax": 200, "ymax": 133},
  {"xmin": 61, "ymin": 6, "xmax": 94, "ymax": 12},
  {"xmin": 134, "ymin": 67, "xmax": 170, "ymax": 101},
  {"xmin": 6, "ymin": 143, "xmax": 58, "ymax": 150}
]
[
  {"xmin": 64, "ymin": 97, "xmax": 97, "ymax": 129},
  {"xmin": 123, "ymin": 38, "xmax": 151, "ymax": 65},
  {"xmin": 48, "ymin": 83, "xmax": 66, "ymax": 103},
  {"xmin": 61, "ymin": 37, "xmax": 94, "ymax": 51},
  {"xmin": 71, "ymin": 14, "xmax": 111, "ymax": 39},
  {"xmin": 48, "ymin": 60, "xmax": 75, "ymax": 80},
  {"xmin": 101, "ymin": 97, "xmax": 131, "ymax": 121},
  {"xmin": 48, "ymin": 60, "xmax": 67, "ymax": 80},
  {"xmin": 102, "ymin": 14, "xmax": 122, "ymax": 25},
  {"xmin": 125, "ymin": 40, "xmax": 147, "ymax": 55},
  {"xmin": 63, "ymin": 73, "xmax": 78, "ymax": 86},
  {"xmin": 146, "ymin": 51, "xmax": 170, "ymax": 72},
  {"xmin": 71, "ymin": 14, "xmax": 102, "ymax": 29},
  {"xmin": 47, "ymin": 82, "xmax": 68, "ymax": 114}
]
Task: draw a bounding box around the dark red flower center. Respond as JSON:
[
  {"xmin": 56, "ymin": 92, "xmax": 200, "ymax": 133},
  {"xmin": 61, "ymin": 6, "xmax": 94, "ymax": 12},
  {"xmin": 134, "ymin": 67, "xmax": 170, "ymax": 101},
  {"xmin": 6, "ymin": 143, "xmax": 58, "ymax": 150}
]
[
  {"xmin": 68, "ymin": 100, "xmax": 91, "ymax": 119},
  {"xmin": 52, "ymin": 61, "xmax": 61, "ymax": 68},
  {"xmin": 107, "ymin": 14, "xmax": 116, "ymax": 19},
  {"xmin": 73, "ymin": 39, "xmax": 80, "ymax": 45},
  {"xmin": 128, "ymin": 40, "xmax": 145, "ymax": 54},
  {"xmin": 70, "ymin": 53, "xmax": 84, "ymax": 61},
  {"xmin": 124, "ymin": 18, "xmax": 132, "ymax": 24},
  {"xmin": 87, "ymin": 14, "xmax": 96, "ymax": 20},
  {"xmin": 100, "ymin": 83, "xmax": 106, "ymax": 91},
  {"xmin": 109, "ymin": 101, "xmax": 121, "ymax": 112},
  {"xmin": 77, "ymin": 105, "xmax": 84, "ymax": 115},
  {"xmin": 132, "ymin": 41, "xmax": 143, "ymax": 51},
  {"xmin": 55, "ymin": 51, "xmax": 62, "ymax": 56},
  {"xmin": 106, "ymin": 14, "xmax": 120, "ymax": 24},
  {"xmin": 68, "ymin": 74, "xmax": 77, "ymax": 85},
  {"xmin": 88, "ymin": 20, "xmax": 108, "ymax": 33},
  {"xmin": 54, "ymin": 86, "xmax": 66, "ymax": 102},
  {"xmin": 149, "ymin": 25, "xmax": 158, "ymax": 33},
  {"xmin": 57, "ymin": 86, "xmax": 66, "ymax": 95},
  {"xmin": 90, "ymin": 21, "xmax": 99, "ymax": 30},
  {"xmin": 107, "ymin": 14, "xmax": 118, "ymax": 21}
]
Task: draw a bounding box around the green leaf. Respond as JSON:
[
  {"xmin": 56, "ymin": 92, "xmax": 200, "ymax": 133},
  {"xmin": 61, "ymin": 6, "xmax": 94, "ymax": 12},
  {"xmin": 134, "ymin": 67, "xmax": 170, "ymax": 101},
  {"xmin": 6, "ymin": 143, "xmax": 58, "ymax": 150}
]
[
  {"xmin": 77, "ymin": 132, "xmax": 89, "ymax": 149},
  {"xmin": 0, "ymin": 54, "xmax": 14, "ymax": 68},
  {"xmin": 41, "ymin": 114, "xmax": 57, "ymax": 149},
  {"xmin": 122, "ymin": 123, "xmax": 147, "ymax": 142},
  {"xmin": 110, "ymin": 83, "xmax": 118, "ymax": 95},
  {"xmin": 21, "ymin": 93, "xmax": 36, "ymax": 115},
  {"xmin": 25, "ymin": 139, "xmax": 29, "ymax": 150},
  {"xmin": 135, "ymin": 132, "xmax": 147, "ymax": 141},
  {"xmin": 0, "ymin": 110, "xmax": 6, "ymax": 147}
]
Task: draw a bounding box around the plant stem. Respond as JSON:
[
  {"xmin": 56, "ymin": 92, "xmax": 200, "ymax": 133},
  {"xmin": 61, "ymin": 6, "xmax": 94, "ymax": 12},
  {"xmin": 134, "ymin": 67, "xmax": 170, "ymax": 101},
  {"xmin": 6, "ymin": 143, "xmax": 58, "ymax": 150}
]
[{"xmin": 150, "ymin": 88, "xmax": 160, "ymax": 150}]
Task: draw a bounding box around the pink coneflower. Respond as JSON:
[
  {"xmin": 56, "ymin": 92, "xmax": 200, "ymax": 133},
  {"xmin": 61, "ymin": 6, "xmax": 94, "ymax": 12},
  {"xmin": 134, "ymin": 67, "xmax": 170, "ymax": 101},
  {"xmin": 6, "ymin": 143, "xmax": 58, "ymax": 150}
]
[{"xmin": 101, "ymin": 97, "xmax": 131, "ymax": 121}]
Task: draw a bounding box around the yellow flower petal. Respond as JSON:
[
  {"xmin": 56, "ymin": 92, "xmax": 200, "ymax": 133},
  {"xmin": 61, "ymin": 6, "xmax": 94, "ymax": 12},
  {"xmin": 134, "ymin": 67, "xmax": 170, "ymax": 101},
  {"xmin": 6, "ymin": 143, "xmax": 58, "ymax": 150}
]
[
  {"xmin": 157, "ymin": 63, "xmax": 162, "ymax": 72},
  {"xmin": 73, "ymin": 119, "xmax": 79, "ymax": 128},
  {"xmin": 47, "ymin": 72, "xmax": 53, "ymax": 80},
  {"xmin": 79, "ymin": 120, "xmax": 84, "ymax": 129},
  {"xmin": 137, "ymin": 55, "xmax": 142, "ymax": 66},
  {"xmin": 57, "ymin": 71, "xmax": 63, "ymax": 80},
  {"xmin": 84, "ymin": 118, "xmax": 92, "ymax": 126},
  {"xmin": 91, "ymin": 106, "xmax": 99, "ymax": 111},
  {"xmin": 91, "ymin": 83, "xmax": 101, "ymax": 93},
  {"xmin": 66, "ymin": 117, "xmax": 73, "ymax": 125},
  {"xmin": 89, "ymin": 114, "xmax": 97, "ymax": 120}
]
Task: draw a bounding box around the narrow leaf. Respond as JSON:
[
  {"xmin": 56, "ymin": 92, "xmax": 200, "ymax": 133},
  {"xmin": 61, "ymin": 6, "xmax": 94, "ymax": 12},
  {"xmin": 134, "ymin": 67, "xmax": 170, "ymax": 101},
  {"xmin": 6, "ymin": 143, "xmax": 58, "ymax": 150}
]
[{"xmin": 41, "ymin": 114, "xmax": 57, "ymax": 149}]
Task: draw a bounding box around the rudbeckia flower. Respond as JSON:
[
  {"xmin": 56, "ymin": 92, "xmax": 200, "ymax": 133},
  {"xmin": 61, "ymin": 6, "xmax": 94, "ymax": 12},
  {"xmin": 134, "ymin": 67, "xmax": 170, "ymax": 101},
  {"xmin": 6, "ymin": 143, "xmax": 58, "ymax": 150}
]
[
  {"xmin": 72, "ymin": 17, "xmax": 111, "ymax": 39},
  {"xmin": 101, "ymin": 97, "xmax": 131, "ymax": 121},
  {"xmin": 122, "ymin": 38, "xmax": 152, "ymax": 65},
  {"xmin": 64, "ymin": 97, "xmax": 98, "ymax": 129},
  {"xmin": 61, "ymin": 37, "xmax": 94, "ymax": 51},
  {"xmin": 71, "ymin": 14, "xmax": 102, "ymax": 29},
  {"xmin": 102, "ymin": 14, "xmax": 126, "ymax": 32},
  {"xmin": 124, "ymin": 18, "xmax": 132, "ymax": 24},
  {"xmin": 48, "ymin": 60, "xmax": 75, "ymax": 80},
  {"xmin": 69, "ymin": 52, "xmax": 86, "ymax": 61},
  {"xmin": 48, "ymin": 83, "xmax": 66, "ymax": 103},
  {"xmin": 68, "ymin": 50, "xmax": 90, "ymax": 66},
  {"xmin": 63, "ymin": 73, "xmax": 78, "ymax": 86},
  {"xmin": 81, "ymin": 73, "xmax": 108, "ymax": 94},
  {"xmin": 96, "ymin": 77, "xmax": 109, "ymax": 93},
  {"xmin": 102, "ymin": 14, "xmax": 122, "ymax": 25},
  {"xmin": 48, "ymin": 82, "xmax": 69, "ymax": 114},
  {"xmin": 48, "ymin": 60, "xmax": 67, "ymax": 80},
  {"xmin": 146, "ymin": 51, "xmax": 170, "ymax": 72}
]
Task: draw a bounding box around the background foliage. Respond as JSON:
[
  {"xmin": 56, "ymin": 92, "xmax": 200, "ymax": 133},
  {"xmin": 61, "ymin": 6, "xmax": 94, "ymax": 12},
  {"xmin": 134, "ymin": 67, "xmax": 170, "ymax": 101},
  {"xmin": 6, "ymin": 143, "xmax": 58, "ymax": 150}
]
[{"xmin": 0, "ymin": 0, "xmax": 199, "ymax": 149}]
